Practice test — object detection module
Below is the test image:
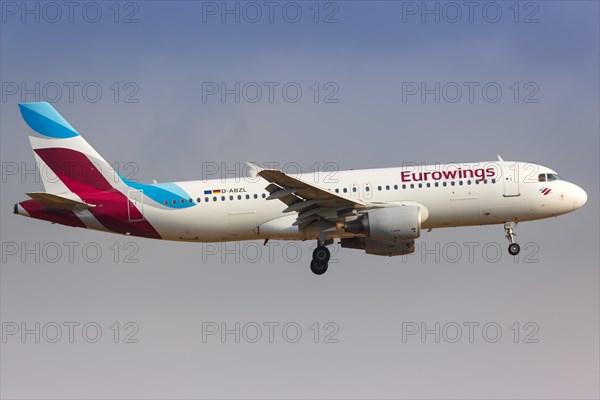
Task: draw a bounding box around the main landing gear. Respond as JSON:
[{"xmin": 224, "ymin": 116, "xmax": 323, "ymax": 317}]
[
  {"xmin": 310, "ymin": 241, "xmax": 331, "ymax": 275},
  {"xmin": 504, "ymin": 222, "xmax": 520, "ymax": 256}
]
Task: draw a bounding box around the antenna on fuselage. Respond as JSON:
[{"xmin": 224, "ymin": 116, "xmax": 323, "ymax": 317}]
[{"xmin": 497, "ymin": 155, "xmax": 504, "ymax": 162}]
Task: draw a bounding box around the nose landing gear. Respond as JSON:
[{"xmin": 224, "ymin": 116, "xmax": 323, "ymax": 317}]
[
  {"xmin": 504, "ymin": 222, "xmax": 520, "ymax": 256},
  {"xmin": 310, "ymin": 241, "xmax": 331, "ymax": 275}
]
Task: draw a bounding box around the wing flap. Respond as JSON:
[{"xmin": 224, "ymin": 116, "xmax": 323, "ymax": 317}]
[{"xmin": 266, "ymin": 187, "xmax": 298, "ymax": 200}]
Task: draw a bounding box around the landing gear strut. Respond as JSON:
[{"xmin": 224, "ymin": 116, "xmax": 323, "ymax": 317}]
[
  {"xmin": 504, "ymin": 222, "xmax": 520, "ymax": 256},
  {"xmin": 310, "ymin": 241, "xmax": 330, "ymax": 275}
]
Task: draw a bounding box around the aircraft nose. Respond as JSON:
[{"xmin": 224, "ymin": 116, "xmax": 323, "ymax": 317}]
[
  {"xmin": 575, "ymin": 186, "xmax": 587, "ymax": 207},
  {"xmin": 572, "ymin": 185, "xmax": 587, "ymax": 209}
]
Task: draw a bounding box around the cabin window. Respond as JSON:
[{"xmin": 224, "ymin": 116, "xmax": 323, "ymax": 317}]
[
  {"xmin": 410, "ymin": 184, "xmax": 414, "ymax": 189},
  {"xmin": 459, "ymin": 181, "xmax": 463, "ymax": 186},
  {"xmin": 402, "ymin": 184, "xmax": 406, "ymax": 189},
  {"xmin": 352, "ymin": 187, "xmax": 357, "ymax": 192},
  {"xmin": 254, "ymin": 194, "xmax": 258, "ymax": 199},
  {"xmin": 491, "ymin": 178, "xmax": 496, "ymax": 183},
  {"xmin": 443, "ymin": 182, "xmax": 447, "ymax": 187},
  {"xmin": 229, "ymin": 195, "xmax": 233, "ymax": 200},
  {"xmin": 246, "ymin": 194, "xmax": 250, "ymax": 200},
  {"xmin": 385, "ymin": 185, "xmax": 390, "ymax": 190},
  {"xmin": 451, "ymin": 181, "xmax": 455, "ymax": 186},
  {"xmin": 426, "ymin": 182, "xmax": 431, "ymax": 188},
  {"xmin": 467, "ymin": 180, "xmax": 471, "ymax": 185},
  {"xmin": 164, "ymin": 200, "xmax": 168, "ymax": 205},
  {"xmin": 484, "ymin": 179, "xmax": 488, "ymax": 184},
  {"xmin": 238, "ymin": 195, "xmax": 242, "ymax": 200},
  {"xmin": 365, "ymin": 186, "xmax": 370, "ymax": 192},
  {"xmin": 213, "ymin": 197, "xmax": 217, "ymax": 202},
  {"xmin": 394, "ymin": 184, "xmax": 398, "ymax": 190},
  {"xmin": 262, "ymin": 193, "xmax": 266, "ymax": 198},
  {"xmin": 435, "ymin": 182, "xmax": 439, "ymax": 187},
  {"xmin": 343, "ymin": 188, "xmax": 348, "ymax": 193},
  {"xmin": 335, "ymin": 188, "xmax": 339, "ymax": 193},
  {"xmin": 172, "ymin": 200, "xmax": 177, "ymax": 205},
  {"xmin": 196, "ymin": 198, "xmax": 201, "ymax": 203}
]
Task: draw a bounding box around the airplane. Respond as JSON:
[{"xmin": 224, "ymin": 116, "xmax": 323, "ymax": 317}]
[{"xmin": 13, "ymin": 102, "xmax": 588, "ymax": 275}]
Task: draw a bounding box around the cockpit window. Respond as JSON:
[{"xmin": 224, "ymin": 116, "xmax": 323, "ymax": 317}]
[{"xmin": 540, "ymin": 173, "xmax": 563, "ymax": 182}]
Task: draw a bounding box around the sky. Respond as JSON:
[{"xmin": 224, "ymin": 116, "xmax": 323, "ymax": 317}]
[{"xmin": 1, "ymin": 1, "xmax": 599, "ymax": 399}]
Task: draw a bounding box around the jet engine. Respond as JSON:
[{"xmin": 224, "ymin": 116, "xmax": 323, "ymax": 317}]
[
  {"xmin": 344, "ymin": 205, "xmax": 421, "ymax": 241},
  {"xmin": 341, "ymin": 205, "xmax": 422, "ymax": 256}
]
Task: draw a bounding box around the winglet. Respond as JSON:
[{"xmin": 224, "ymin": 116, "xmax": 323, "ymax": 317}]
[
  {"xmin": 497, "ymin": 155, "xmax": 504, "ymax": 162},
  {"xmin": 246, "ymin": 162, "xmax": 263, "ymax": 178}
]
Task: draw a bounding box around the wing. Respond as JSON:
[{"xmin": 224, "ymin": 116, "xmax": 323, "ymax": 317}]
[{"xmin": 248, "ymin": 163, "xmax": 365, "ymax": 229}]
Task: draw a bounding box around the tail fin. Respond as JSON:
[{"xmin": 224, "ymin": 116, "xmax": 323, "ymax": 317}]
[{"xmin": 19, "ymin": 102, "xmax": 122, "ymax": 195}]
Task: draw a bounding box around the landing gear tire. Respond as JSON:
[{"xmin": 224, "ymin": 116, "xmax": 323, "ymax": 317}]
[
  {"xmin": 311, "ymin": 240, "xmax": 331, "ymax": 275},
  {"xmin": 313, "ymin": 246, "xmax": 331, "ymax": 264},
  {"xmin": 310, "ymin": 260, "xmax": 328, "ymax": 275},
  {"xmin": 508, "ymin": 243, "xmax": 520, "ymax": 256}
]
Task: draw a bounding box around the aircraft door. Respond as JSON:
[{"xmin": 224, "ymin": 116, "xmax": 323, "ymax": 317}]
[
  {"xmin": 502, "ymin": 163, "xmax": 521, "ymax": 197},
  {"xmin": 127, "ymin": 190, "xmax": 145, "ymax": 221}
]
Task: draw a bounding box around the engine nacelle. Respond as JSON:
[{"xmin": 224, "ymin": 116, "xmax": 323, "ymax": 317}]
[
  {"xmin": 345, "ymin": 205, "xmax": 421, "ymax": 241},
  {"xmin": 340, "ymin": 237, "xmax": 416, "ymax": 256}
]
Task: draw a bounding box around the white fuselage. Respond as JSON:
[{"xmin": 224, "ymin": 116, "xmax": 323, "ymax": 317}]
[{"xmin": 132, "ymin": 161, "xmax": 587, "ymax": 242}]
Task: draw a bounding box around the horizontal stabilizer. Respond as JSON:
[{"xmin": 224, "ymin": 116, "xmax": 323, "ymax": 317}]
[{"xmin": 26, "ymin": 192, "xmax": 95, "ymax": 211}]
